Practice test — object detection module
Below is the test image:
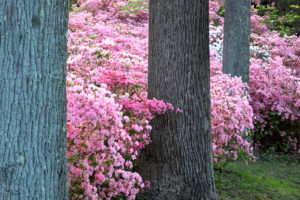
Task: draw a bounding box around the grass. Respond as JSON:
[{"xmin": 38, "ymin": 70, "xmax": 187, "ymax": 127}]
[{"xmin": 214, "ymin": 155, "xmax": 300, "ymax": 200}]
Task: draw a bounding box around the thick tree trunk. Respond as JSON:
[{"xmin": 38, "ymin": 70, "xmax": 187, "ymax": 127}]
[
  {"xmin": 136, "ymin": 1, "xmax": 218, "ymax": 199},
  {"xmin": 222, "ymin": 0, "xmax": 251, "ymax": 84},
  {"xmin": 0, "ymin": 1, "xmax": 69, "ymax": 199}
]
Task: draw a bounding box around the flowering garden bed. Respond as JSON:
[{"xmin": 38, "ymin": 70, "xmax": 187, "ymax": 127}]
[{"xmin": 66, "ymin": 0, "xmax": 300, "ymax": 199}]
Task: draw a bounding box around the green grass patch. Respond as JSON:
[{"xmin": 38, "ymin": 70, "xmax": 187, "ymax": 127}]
[{"xmin": 215, "ymin": 156, "xmax": 300, "ymax": 200}]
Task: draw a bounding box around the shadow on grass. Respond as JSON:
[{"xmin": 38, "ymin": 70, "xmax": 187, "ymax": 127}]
[{"xmin": 214, "ymin": 155, "xmax": 300, "ymax": 200}]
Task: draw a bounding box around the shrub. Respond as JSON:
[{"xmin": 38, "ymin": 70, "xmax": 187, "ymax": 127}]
[
  {"xmin": 67, "ymin": 76, "xmax": 174, "ymax": 199},
  {"xmin": 211, "ymin": 72, "xmax": 255, "ymax": 167},
  {"xmin": 250, "ymin": 57, "xmax": 300, "ymax": 154},
  {"xmin": 255, "ymin": 2, "xmax": 300, "ymax": 36}
]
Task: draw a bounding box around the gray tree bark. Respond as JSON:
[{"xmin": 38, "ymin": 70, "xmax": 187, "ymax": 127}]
[
  {"xmin": 222, "ymin": 0, "xmax": 251, "ymax": 84},
  {"xmin": 136, "ymin": 1, "xmax": 218, "ymax": 199},
  {"xmin": 0, "ymin": 1, "xmax": 69, "ymax": 199}
]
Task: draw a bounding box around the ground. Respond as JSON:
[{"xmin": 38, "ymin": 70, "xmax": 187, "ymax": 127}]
[{"xmin": 215, "ymin": 155, "xmax": 300, "ymax": 200}]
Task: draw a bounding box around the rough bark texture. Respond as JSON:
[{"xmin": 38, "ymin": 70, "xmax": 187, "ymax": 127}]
[
  {"xmin": 0, "ymin": 1, "xmax": 69, "ymax": 199},
  {"xmin": 136, "ymin": 1, "xmax": 218, "ymax": 199},
  {"xmin": 222, "ymin": 0, "xmax": 251, "ymax": 84}
]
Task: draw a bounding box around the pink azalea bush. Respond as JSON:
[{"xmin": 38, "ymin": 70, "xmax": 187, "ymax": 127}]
[
  {"xmin": 250, "ymin": 57, "xmax": 300, "ymax": 153},
  {"xmin": 67, "ymin": 76, "xmax": 172, "ymax": 199},
  {"xmin": 209, "ymin": 1, "xmax": 255, "ymax": 164},
  {"xmin": 67, "ymin": 1, "xmax": 175, "ymax": 199},
  {"xmin": 210, "ymin": 0, "xmax": 300, "ymax": 155},
  {"xmin": 248, "ymin": 5, "xmax": 300, "ymax": 154},
  {"xmin": 67, "ymin": 82, "xmax": 142, "ymax": 199},
  {"xmin": 210, "ymin": 71, "xmax": 255, "ymax": 164},
  {"xmin": 210, "ymin": 0, "xmax": 299, "ymax": 156}
]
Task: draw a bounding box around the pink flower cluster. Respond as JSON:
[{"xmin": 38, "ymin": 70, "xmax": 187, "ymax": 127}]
[
  {"xmin": 67, "ymin": 1, "xmax": 178, "ymax": 199},
  {"xmin": 74, "ymin": 0, "xmax": 148, "ymax": 22},
  {"xmin": 251, "ymin": 5, "xmax": 300, "ymax": 76},
  {"xmin": 250, "ymin": 57, "xmax": 300, "ymax": 152},
  {"xmin": 248, "ymin": 4, "xmax": 300, "ymax": 153},
  {"xmin": 67, "ymin": 77, "xmax": 172, "ymax": 199},
  {"xmin": 67, "ymin": 77, "xmax": 145, "ymax": 199},
  {"xmin": 209, "ymin": 0, "xmax": 224, "ymax": 26},
  {"xmin": 251, "ymin": 0, "xmax": 261, "ymax": 5},
  {"xmin": 210, "ymin": 0, "xmax": 299, "ymax": 155},
  {"xmin": 250, "ymin": 57, "xmax": 300, "ymax": 123},
  {"xmin": 67, "ymin": 1, "xmax": 155, "ymax": 199},
  {"xmin": 211, "ymin": 72, "xmax": 254, "ymax": 163}
]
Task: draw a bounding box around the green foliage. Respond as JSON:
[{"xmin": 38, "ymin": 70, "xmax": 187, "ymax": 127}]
[
  {"xmin": 255, "ymin": 3, "xmax": 300, "ymax": 36},
  {"xmin": 212, "ymin": 4, "xmax": 225, "ymax": 27},
  {"xmin": 87, "ymin": 35, "xmax": 98, "ymax": 40},
  {"xmin": 217, "ymin": 4, "xmax": 225, "ymax": 17},
  {"xmin": 69, "ymin": 0, "xmax": 78, "ymax": 6},
  {"xmin": 253, "ymin": 112, "xmax": 300, "ymax": 155},
  {"xmin": 118, "ymin": 0, "xmax": 148, "ymax": 16},
  {"xmin": 69, "ymin": 0, "xmax": 79, "ymax": 11}
]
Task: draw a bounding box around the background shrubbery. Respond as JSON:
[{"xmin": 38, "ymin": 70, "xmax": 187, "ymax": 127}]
[{"xmin": 255, "ymin": 0, "xmax": 300, "ymax": 36}]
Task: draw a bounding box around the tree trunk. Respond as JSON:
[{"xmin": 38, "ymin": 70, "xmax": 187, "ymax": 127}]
[
  {"xmin": 136, "ymin": 1, "xmax": 218, "ymax": 199},
  {"xmin": 0, "ymin": 1, "xmax": 69, "ymax": 199},
  {"xmin": 222, "ymin": 0, "xmax": 251, "ymax": 84}
]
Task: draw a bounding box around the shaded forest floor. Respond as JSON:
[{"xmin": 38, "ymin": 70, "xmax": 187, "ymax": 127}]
[{"xmin": 215, "ymin": 155, "xmax": 300, "ymax": 200}]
